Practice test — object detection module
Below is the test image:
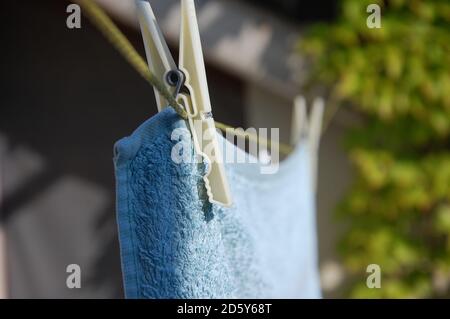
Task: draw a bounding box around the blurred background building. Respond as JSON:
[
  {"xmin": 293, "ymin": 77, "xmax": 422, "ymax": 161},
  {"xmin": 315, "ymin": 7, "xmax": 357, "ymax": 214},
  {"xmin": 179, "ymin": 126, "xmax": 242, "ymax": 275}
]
[{"xmin": 0, "ymin": 0, "xmax": 353, "ymax": 298}]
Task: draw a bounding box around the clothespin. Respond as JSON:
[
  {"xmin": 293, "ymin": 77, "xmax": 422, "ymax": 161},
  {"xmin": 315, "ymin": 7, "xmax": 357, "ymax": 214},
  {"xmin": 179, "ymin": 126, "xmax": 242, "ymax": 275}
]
[
  {"xmin": 291, "ymin": 96, "xmax": 307, "ymax": 146},
  {"xmin": 291, "ymin": 96, "xmax": 324, "ymax": 193},
  {"xmin": 308, "ymin": 98, "xmax": 324, "ymax": 193},
  {"xmin": 136, "ymin": 0, "xmax": 232, "ymax": 207}
]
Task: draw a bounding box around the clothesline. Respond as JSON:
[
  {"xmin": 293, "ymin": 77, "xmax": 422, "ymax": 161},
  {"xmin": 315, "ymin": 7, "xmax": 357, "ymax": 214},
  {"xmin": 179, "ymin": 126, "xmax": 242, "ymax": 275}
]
[{"xmin": 75, "ymin": 0, "xmax": 293, "ymax": 156}]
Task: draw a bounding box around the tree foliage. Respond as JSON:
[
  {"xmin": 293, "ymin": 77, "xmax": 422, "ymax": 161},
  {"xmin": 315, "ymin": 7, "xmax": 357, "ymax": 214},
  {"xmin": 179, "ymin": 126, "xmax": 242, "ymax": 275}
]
[{"xmin": 301, "ymin": 0, "xmax": 450, "ymax": 298}]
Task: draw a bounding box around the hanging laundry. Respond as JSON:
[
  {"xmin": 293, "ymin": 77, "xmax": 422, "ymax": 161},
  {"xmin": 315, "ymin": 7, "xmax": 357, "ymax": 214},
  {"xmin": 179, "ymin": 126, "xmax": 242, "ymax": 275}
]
[{"xmin": 114, "ymin": 107, "xmax": 321, "ymax": 299}]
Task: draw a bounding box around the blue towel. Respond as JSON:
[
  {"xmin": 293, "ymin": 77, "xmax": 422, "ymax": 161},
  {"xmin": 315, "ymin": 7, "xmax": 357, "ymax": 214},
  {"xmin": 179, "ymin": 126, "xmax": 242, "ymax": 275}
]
[{"xmin": 114, "ymin": 107, "xmax": 321, "ymax": 299}]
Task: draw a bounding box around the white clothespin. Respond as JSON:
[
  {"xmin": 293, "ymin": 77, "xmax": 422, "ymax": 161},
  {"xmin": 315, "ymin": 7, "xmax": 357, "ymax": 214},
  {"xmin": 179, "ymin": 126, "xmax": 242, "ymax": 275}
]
[
  {"xmin": 291, "ymin": 96, "xmax": 324, "ymax": 193},
  {"xmin": 308, "ymin": 98, "xmax": 324, "ymax": 193},
  {"xmin": 291, "ymin": 96, "xmax": 307, "ymax": 146},
  {"xmin": 136, "ymin": 0, "xmax": 232, "ymax": 207}
]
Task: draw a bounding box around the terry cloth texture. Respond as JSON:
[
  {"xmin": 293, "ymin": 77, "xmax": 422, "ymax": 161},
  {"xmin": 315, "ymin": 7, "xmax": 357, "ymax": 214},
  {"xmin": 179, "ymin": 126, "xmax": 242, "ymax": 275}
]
[{"xmin": 114, "ymin": 107, "xmax": 321, "ymax": 299}]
